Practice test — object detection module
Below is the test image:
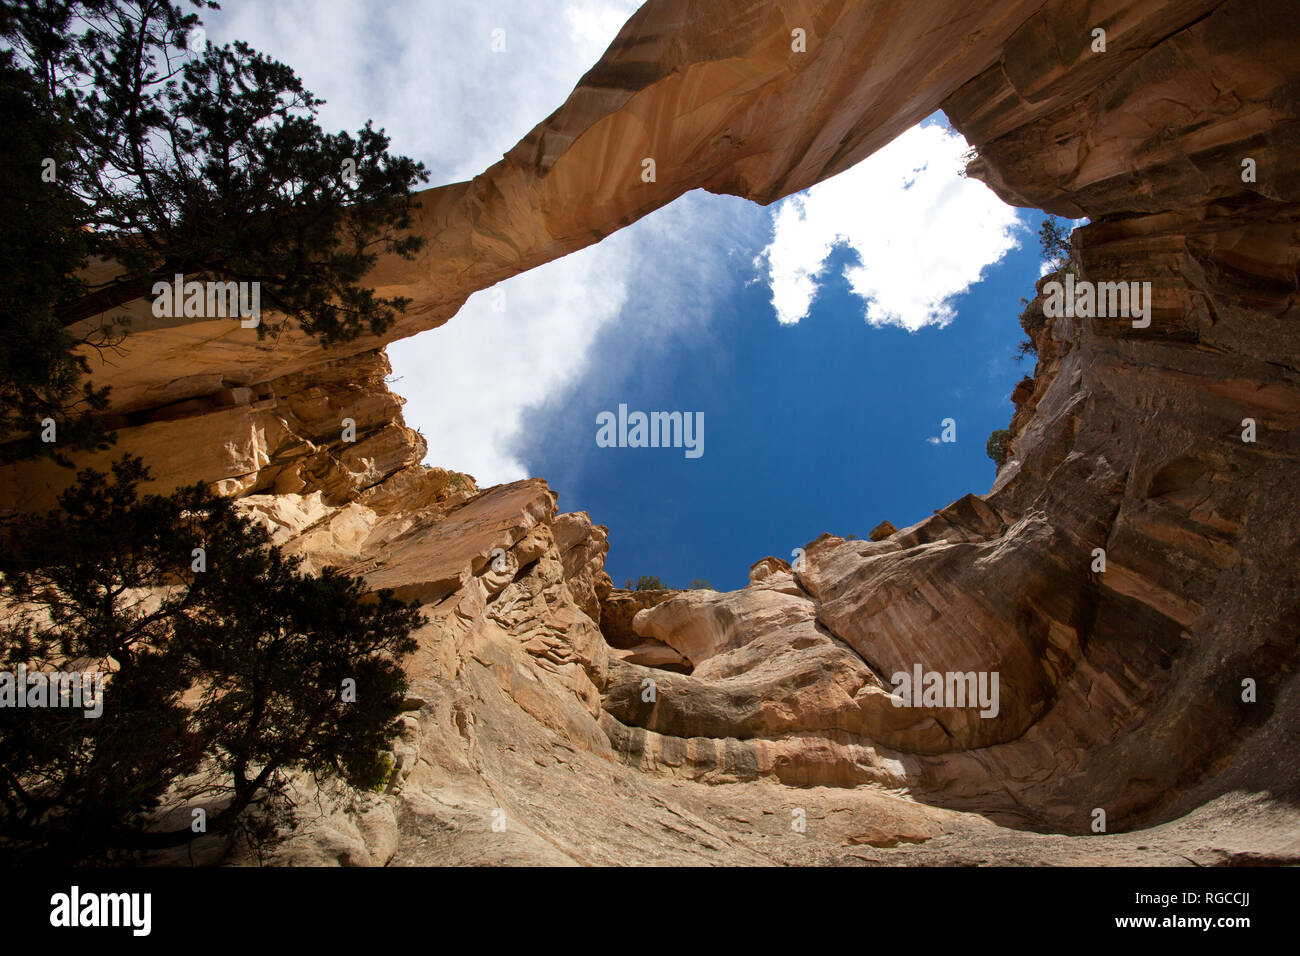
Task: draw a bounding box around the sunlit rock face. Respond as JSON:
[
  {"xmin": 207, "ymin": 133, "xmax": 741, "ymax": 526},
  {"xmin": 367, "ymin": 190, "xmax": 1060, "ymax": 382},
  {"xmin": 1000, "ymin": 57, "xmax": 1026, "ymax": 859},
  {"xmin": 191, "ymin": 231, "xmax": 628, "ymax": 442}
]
[
  {"xmin": 11, "ymin": 0, "xmax": 1059, "ymax": 507},
  {"xmin": 4, "ymin": 0, "xmax": 1299, "ymax": 864},
  {"xmin": 601, "ymin": 0, "xmax": 1300, "ymax": 840}
]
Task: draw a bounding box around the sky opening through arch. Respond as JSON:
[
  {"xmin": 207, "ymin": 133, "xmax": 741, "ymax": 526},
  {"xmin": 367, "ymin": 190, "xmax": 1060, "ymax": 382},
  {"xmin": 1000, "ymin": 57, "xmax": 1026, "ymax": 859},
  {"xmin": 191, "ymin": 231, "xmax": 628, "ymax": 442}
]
[{"xmin": 206, "ymin": 0, "xmax": 1057, "ymax": 591}]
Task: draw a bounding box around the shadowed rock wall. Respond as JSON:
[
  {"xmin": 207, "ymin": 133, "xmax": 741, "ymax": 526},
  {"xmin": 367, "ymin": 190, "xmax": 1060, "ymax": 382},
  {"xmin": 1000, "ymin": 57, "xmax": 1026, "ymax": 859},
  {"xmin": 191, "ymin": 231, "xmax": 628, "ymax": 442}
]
[{"xmin": 4, "ymin": 0, "xmax": 1297, "ymax": 863}]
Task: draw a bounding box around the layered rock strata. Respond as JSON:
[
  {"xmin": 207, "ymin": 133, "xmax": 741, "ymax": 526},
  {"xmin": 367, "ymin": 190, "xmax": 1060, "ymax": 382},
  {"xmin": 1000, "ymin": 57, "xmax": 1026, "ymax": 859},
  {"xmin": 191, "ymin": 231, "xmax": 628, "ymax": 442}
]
[
  {"xmin": 598, "ymin": 0, "xmax": 1300, "ymax": 837},
  {"xmin": 2, "ymin": 0, "xmax": 1297, "ymax": 862}
]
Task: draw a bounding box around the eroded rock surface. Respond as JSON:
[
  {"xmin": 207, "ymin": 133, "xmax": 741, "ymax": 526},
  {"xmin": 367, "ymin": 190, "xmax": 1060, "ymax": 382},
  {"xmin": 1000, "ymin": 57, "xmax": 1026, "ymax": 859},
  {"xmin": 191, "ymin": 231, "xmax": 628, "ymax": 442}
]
[{"xmin": 3, "ymin": 0, "xmax": 1298, "ymax": 864}]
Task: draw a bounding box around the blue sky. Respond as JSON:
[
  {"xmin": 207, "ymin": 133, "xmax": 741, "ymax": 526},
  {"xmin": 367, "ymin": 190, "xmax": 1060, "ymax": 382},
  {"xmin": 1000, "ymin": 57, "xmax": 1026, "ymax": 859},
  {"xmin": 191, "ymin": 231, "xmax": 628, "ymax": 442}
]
[
  {"xmin": 203, "ymin": 0, "xmax": 1053, "ymax": 592},
  {"xmin": 516, "ymin": 176, "xmax": 1049, "ymax": 591}
]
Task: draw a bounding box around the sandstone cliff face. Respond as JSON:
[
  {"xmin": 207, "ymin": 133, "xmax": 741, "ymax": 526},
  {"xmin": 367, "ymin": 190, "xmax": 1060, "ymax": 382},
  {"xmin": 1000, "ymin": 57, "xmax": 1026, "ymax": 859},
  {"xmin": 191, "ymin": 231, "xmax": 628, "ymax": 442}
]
[
  {"xmin": 4, "ymin": 0, "xmax": 1299, "ymax": 864},
  {"xmin": 595, "ymin": 0, "xmax": 1300, "ymax": 841},
  {"xmin": 0, "ymin": 348, "xmax": 449, "ymax": 514},
  {"xmin": 4, "ymin": 0, "xmax": 1070, "ymax": 508}
]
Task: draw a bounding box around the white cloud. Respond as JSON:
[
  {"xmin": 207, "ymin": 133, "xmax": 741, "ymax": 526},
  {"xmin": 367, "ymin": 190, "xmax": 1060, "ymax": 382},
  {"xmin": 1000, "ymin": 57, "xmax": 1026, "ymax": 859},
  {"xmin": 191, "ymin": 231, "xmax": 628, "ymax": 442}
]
[
  {"xmin": 565, "ymin": 0, "xmax": 639, "ymax": 54},
  {"xmin": 199, "ymin": 5, "xmax": 1023, "ymax": 489},
  {"xmin": 390, "ymin": 241, "xmax": 633, "ymax": 485},
  {"xmin": 389, "ymin": 190, "xmax": 765, "ymax": 486},
  {"xmin": 759, "ymin": 122, "xmax": 1025, "ymax": 331},
  {"xmin": 202, "ymin": 0, "xmax": 651, "ymax": 486},
  {"xmin": 207, "ymin": 0, "xmax": 645, "ymax": 184}
]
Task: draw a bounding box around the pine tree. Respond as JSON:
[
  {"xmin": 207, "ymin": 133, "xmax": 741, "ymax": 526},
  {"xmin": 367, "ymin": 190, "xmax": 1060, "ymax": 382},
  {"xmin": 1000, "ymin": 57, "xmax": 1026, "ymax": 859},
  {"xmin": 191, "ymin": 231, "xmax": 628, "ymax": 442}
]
[
  {"xmin": 0, "ymin": 0, "xmax": 429, "ymax": 462},
  {"xmin": 0, "ymin": 456, "xmax": 422, "ymax": 863}
]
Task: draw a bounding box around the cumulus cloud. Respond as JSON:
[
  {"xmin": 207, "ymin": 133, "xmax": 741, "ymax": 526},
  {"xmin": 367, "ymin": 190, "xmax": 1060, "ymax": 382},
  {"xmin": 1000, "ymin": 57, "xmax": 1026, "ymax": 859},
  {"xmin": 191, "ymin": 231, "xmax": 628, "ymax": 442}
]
[
  {"xmin": 392, "ymin": 190, "xmax": 766, "ymax": 486},
  {"xmin": 203, "ymin": 0, "xmax": 651, "ymax": 485},
  {"xmin": 759, "ymin": 122, "xmax": 1025, "ymax": 331},
  {"xmin": 209, "ymin": 0, "xmax": 645, "ymax": 184},
  {"xmin": 565, "ymin": 0, "xmax": 640, "ymax": 54},
  {"xmin": 200, "ymin": 4, "xmax": 1024, "ymax": 487},
  {"xmin": 391, "ymin": 241, "xmax": 634, "ymax": 484}
]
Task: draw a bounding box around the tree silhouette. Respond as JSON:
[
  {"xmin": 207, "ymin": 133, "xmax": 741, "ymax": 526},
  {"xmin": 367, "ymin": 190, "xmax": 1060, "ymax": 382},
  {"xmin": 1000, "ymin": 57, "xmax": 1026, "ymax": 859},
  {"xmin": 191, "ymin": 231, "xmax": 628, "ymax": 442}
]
[
  {"xmin": 1, "ymin": 0, "xmax": 429, "ymax": 463},
  {"xmin": 0, "ymin": 456, "xmax": 422, "ymax": 863}
]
